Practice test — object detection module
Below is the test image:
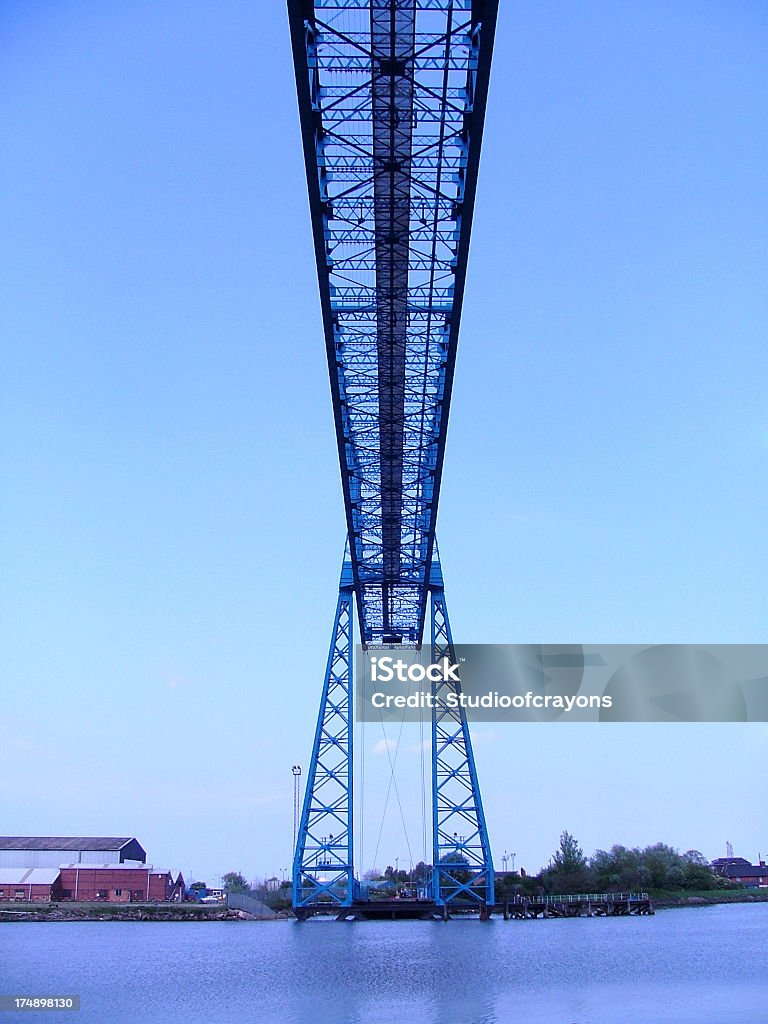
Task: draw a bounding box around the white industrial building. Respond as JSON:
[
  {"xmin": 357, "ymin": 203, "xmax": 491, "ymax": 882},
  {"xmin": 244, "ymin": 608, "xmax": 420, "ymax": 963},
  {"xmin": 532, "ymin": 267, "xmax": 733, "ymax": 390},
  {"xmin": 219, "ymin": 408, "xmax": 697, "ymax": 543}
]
[{"xmin": 0, "ymin": 837, "xmax": 147, "ymax": 869}]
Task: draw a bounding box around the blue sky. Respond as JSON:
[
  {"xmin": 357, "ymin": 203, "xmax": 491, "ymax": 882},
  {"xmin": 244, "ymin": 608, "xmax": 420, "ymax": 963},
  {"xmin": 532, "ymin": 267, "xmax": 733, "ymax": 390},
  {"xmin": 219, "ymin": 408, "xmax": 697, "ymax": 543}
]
[{"xmin": 1, "ymin": 1, "xmax": 766, "ymax": 884}]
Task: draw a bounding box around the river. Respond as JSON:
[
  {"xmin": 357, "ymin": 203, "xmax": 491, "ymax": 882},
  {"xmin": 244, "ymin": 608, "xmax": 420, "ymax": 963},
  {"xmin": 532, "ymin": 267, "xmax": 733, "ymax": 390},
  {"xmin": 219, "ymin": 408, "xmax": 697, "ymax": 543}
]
[{"xmin": 1, "ymin": 903, "xmax": 766, "ymax": 1023}]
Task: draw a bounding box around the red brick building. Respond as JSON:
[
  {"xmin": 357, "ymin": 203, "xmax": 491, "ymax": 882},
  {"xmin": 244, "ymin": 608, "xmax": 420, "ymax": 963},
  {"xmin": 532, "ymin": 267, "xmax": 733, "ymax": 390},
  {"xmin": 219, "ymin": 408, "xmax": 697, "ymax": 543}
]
[
  {"xmin": 57, "ymin": 865, "xmax": 184, "ymax": 902},
  {"xmin": 0, "ymin": 868, "xmax": 60, "ymax": 901},
  {"xmin": 712, "ymin": 857, "xmax": 768, "ymax": 888}
]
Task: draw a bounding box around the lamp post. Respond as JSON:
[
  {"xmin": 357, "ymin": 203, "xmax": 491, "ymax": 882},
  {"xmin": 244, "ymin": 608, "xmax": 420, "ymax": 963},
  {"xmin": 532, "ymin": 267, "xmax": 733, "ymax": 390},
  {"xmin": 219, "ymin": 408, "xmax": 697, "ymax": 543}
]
[
  {"xmin": 292, "ymin": 765, "xmax": 302, "ymax": 859},
  {"xmin": 292, "ymin": 770, "xmax": 303, "ymax": 856}
]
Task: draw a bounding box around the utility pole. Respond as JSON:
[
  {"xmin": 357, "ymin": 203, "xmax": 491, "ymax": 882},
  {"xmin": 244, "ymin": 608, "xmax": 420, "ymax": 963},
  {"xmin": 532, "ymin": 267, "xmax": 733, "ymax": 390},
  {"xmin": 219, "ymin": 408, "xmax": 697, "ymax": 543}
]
[{"xmin": 292, "ymin": 765, "xmax": 302, "ymax": 857}]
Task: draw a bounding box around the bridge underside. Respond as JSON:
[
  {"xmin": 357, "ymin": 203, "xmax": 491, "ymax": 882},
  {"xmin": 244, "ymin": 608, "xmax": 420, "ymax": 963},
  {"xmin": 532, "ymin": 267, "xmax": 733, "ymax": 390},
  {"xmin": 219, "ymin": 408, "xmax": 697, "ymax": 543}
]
[{"xmin": 289, "ymin": 0, "xmax": 498, "ymax": 645}]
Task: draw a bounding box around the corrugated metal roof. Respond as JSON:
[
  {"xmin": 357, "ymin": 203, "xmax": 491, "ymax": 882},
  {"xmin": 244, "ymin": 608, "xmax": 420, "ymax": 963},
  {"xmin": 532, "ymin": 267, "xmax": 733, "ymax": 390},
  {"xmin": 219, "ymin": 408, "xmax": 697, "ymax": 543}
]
[
  {"xmin": 59, "ymin": 864, "xmax": 171, "ymax": 874},
  {"xmin": 0, "ymin": 837, "xmax": 135, "ymax": 852},
  {"xmin": 0, "ymin": 867, "xmax": 60, "ymax": 885}
]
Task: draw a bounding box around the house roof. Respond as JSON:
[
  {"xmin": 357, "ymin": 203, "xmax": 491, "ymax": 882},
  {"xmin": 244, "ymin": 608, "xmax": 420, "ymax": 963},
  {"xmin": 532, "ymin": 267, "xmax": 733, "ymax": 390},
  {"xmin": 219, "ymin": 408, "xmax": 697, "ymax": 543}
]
[
  {"xmin": 712, "ymin": 857, "xmax": 751, "ymax": 866},
  {"xmin": 719, "ymin": 864, "xmax": 768, "ymax": 879},
  {"xmin": 0, "ymin": 837, "xmax": 137, "ymax": 852},
  {"xmin": 0, "ymin": 867, "xmax": 60, "ymax": 885}
]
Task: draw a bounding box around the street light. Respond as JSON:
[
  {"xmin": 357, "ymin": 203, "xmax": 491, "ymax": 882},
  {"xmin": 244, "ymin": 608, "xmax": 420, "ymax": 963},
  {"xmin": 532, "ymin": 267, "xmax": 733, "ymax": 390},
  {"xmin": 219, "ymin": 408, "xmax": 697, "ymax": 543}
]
[{"xmin": 292, "ymin": 765, "xmax": 302, "ymax": 858}]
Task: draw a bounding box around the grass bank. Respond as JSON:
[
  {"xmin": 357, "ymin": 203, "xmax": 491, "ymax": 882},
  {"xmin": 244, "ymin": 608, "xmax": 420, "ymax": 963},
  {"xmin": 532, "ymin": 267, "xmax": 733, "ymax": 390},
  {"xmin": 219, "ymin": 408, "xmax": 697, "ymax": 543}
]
[{"xmin": 651, "ymin": 889, "xmax": 768, "ymax": 910}]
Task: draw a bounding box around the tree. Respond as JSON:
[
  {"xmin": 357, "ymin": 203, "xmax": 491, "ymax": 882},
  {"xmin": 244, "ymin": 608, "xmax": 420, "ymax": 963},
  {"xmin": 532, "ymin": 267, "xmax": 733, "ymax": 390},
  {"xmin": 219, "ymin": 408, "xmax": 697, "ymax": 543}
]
[
  {"xmin": 542, "ymin": 831, "xmax": 594, "ymax": 894},
  {"xmin": 552, "ymin": 831, "xmax": 586, "ymax": 871},
  {"xmin": 590, "ymin": 846, "xmax": 648, "ymax": 891},
  {"xmin": 222, "ymin": 871, "xmax": 249, "ymax": 893},
  {"xmin": 439, "ymin": 852, "xmax": 471, "ymax": 885},
  {"xmin": 189, "ymin": 881, "xmax": 207, "ymax": 891},
  {"xmin": 494, "ymin": 871, "xmax": 524, "ymax": 899},
  {"xmin": 384, "ymin": 865, "xmax": 409, "ymax": 883},
  {"xmin": 412, "ymin": 861, "xmax": 431, "ymax": 884},
  {"xmin": 525, "ymin": 834, "xmax": 728, "ymax": 898},
  {"xmin": 643, "ymin": 844, "xmax": 685, "ymax": 889},
  {"xmin": 588, "ymin": 844, "xmax": 725, "ymax": 893},
  {"xmin": 683, "ymin": 850, "xmax": 708, "ymax": 866}
]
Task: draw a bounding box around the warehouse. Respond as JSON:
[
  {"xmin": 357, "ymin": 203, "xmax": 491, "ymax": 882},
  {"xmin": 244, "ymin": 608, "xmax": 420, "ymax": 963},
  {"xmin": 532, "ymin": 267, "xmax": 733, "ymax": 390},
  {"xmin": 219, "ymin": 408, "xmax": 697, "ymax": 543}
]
[
  {"xmin": 0, "ymin": 837, "xmax": 146, "ymax": 868},
  {"xmin": 57, "ymin": 864, "xmax": 183, "ymax": 902},
  {"xmin": 0, "ymin": 867, "xmax": 60, "ymax": 902}
]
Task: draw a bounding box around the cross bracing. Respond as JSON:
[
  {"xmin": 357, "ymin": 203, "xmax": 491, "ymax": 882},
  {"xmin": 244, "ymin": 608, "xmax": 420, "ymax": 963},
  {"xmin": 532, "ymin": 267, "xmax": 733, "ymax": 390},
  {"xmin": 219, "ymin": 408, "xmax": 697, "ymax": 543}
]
[
  {"xmin": 292, "ymin": 572, "xmax": 356, "ymax": 909},
  {"xmin": 430, "ymin": 579, "xmax": 494, "ymax": 905},
  {"xmin": 288, "ymin": 0, "xmax": 498, "ymax": 645}
]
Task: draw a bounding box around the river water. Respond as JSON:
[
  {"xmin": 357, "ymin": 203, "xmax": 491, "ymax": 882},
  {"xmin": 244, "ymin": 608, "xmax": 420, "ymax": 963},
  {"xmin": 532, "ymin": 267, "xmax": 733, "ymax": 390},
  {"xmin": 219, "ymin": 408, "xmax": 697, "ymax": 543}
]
[{"xmin": 1, "ymin": 903, "xmax": 766, "ymax": 1023}]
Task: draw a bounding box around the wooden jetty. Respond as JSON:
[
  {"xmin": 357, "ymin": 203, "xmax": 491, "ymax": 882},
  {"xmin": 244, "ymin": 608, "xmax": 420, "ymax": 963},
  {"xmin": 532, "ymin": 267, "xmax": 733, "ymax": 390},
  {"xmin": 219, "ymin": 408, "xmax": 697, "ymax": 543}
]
[
  {"xmin": 501, "ymin": 892, "xmax": 654, "ymax": 919},
  {"xmin": 296, "ymin": 898, "xmax": 486, "ymax": 921}
]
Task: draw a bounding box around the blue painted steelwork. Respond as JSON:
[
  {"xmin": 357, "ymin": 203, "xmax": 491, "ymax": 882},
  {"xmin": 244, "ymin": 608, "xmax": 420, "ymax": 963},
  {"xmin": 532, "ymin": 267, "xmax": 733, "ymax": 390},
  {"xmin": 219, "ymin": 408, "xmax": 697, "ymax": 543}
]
[
  {"xmin": 288, "ymin": 0, "xmax": 497, "ymax": 915},
  {"xmin": 430, "ymin": 562, "xmax": 494, "ymax": 907},
  {"xmin": 292, "ymin": 557, "xmax": 356, "ymax": 911},
  {"xmin": 288, "ymin": 0, "xmax": 499, "ymax": 644}
]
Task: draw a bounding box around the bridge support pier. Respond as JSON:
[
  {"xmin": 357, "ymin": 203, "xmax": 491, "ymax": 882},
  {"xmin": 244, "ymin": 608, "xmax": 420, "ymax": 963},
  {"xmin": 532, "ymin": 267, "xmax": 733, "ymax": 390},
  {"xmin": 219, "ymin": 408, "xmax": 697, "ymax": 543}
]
[
  {"xmin": 292, "ymin": 558, "xmax": 355, "ymax": 915},
  {"xmin": 430, "ymin": 570, "xmax": 495, "ymax": 914}
]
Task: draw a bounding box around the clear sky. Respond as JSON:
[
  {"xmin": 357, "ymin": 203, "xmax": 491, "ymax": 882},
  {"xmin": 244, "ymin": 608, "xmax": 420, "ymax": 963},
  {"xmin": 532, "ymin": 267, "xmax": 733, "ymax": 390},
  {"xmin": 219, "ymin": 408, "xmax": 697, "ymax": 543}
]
[{"xmin": 1, "ymin": 2, "xmax": 766, "ymax": 885}]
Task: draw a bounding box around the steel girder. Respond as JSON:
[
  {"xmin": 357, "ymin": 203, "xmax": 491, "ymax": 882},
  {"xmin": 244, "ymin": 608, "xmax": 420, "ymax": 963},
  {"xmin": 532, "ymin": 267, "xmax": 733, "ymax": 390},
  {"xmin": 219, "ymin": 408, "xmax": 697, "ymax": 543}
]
[
  {"xmin": 288, "ymin": 0, "xmax": 498, "ymax": 644},
  {"xmin": 292, "ymin": 561, "xmax": 356, "ymax": 910},
  {"xmin": 430, "ymin": 569, "xmax": 495, "ymax": 907}
]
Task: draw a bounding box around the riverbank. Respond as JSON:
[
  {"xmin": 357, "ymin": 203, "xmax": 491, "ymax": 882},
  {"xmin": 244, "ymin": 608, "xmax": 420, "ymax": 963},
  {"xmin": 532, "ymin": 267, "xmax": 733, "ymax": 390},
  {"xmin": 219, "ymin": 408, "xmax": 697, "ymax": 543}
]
[
  {"xmin": 0, "ymin": 902, "xmax": 252, "ymax": 922},
  {"xmin": 3, "ymin": 891, "xmax": 767, "ymax": 921},
  {"xmin": 652, "ymin": 889, "xmax": 768, "ymax": 910}
]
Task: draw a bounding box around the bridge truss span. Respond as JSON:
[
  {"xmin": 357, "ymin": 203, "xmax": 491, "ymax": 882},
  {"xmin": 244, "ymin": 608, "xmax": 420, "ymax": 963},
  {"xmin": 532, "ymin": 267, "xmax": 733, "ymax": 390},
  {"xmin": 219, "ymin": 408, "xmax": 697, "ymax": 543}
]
[{"xmin": 289, "ymin": 0, "xmax": 498, "ymax": 645}]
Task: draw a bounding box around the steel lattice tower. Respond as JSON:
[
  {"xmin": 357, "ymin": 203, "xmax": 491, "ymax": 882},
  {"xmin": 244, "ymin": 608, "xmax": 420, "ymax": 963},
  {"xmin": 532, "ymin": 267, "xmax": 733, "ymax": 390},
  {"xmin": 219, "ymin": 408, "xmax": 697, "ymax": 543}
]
[{"xmin": 288, "ymin": 0, "xmax": 498, "ymax": 918}]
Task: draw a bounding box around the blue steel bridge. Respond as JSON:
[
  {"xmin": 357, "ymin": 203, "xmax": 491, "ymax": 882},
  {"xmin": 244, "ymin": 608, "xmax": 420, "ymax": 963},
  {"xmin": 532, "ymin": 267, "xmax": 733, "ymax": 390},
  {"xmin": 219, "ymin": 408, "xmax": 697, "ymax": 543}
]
[{"xmin": 288, "ymin": 0, "xmax": 499, "ymax": 919}]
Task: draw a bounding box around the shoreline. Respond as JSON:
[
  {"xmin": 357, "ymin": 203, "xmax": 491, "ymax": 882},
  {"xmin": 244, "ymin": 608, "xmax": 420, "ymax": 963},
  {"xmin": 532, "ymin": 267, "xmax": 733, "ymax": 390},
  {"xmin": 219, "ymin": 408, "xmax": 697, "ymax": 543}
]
[
  {"xmin": 0, "ymin": 902, "xmax": 283, "ymax": 923},
  {"xmin": 652, "ymin": 890, "xmax": 768, "ymax": 910},
  {"xmin": 2, "ymin": 891, "xmax": 768, "ymax": 921}
]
